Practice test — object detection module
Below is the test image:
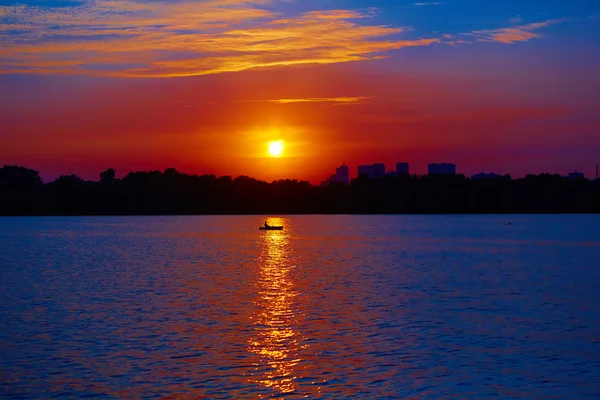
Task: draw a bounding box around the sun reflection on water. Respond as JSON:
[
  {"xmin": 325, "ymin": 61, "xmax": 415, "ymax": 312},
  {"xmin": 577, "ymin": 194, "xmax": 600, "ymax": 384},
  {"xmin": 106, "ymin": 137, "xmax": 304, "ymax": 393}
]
[{"xmin": 247, "ymin": 217, "xmax": 306, "ymax": 395}]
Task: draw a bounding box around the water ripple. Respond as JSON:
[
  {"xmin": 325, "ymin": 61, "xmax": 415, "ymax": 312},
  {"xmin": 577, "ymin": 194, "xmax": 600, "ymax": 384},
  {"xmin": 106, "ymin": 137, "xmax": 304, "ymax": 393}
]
[{"xmin": 1, "ymin": 215, "xmax": 600, "ymax": 398}]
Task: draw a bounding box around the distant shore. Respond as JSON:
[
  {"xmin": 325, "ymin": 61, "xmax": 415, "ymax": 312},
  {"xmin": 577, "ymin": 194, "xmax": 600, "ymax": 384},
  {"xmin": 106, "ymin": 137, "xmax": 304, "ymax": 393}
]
[{"xmin": 2, "ymin": 165, "xmax": 599, "ymax": 215}]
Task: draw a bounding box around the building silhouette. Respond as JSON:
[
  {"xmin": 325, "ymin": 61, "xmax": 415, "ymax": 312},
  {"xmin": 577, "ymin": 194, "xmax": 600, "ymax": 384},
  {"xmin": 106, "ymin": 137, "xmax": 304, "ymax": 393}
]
[
  {"xmin": 429, "ymin": 163, "xmax": 456, "ymax": 175},
  {"xmin": 358, "ymin": 163, "xmax": 386, "ymax": 179},
  {"xmin": 336, "ymin": 164, "xmax": 349, "ymax": 185},
  {"xmin": 321, "ymin": 163, "xmax": 350, "ymax": 186},
  {"xmin": 396, "ymin": 162, "xmax": 409, "ymax": 175}
]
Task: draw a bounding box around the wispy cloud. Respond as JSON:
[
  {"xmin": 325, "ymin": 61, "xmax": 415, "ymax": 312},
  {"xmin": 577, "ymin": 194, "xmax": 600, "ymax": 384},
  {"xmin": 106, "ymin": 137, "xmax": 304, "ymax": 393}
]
[
  {"xmin": 508, "ymin": 15, "xmax": 523, "ymax": 24},
  {"xmin": 472, "ymin": 20, "xmax": 560, "ymax": 44},
  {"xmin": 265, "ymin": 97, "xmax": 370, "ymax": 104},
  {"xmin": 0, "ymin": 0, "xmax": 438, "ymax": 77},
  {"xmin": 413, "ymin": 2, "xmax": 444, "ymax": 6}
]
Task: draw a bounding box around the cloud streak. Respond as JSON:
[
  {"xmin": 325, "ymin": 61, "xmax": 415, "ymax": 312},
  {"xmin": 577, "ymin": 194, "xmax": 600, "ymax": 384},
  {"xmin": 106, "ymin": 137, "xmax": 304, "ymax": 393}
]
[
  {"xmin": 265, "ymin": 97, "xmax": 370, "ymax": 104},
  {"xmin": 472, "ymin": 20, "xmax": 559, "ymax": 44},
  {"xmin": 0, "ymin": 0, "xmax": 438, "ymax": 77}
]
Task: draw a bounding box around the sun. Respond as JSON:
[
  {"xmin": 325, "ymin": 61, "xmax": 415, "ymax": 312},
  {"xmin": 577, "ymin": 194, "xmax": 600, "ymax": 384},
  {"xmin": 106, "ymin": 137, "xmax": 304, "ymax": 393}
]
[{"xmin": 267, "ymin": 140, "xmax": 284, "ymax": 157}]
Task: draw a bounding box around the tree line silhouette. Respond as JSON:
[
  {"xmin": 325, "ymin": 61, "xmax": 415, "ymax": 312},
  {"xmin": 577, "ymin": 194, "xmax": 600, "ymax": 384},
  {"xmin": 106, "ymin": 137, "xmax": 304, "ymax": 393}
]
[{"xmin": 1, "ymin": 165, "xmax": 599, "ymax": 215}]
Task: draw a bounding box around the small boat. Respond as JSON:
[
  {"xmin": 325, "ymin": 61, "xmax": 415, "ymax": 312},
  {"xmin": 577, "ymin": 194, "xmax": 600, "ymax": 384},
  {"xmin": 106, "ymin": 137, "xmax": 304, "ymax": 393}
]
[{"xmin": 259, "ymin": 226, "xmax": 283, "ymax": 230}]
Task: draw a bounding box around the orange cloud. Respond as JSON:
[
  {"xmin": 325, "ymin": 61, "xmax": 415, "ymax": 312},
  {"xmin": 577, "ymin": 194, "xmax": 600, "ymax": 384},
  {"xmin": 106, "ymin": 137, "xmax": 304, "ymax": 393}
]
[
  {"xmin": 264, "ymin": 97, "xmax": 371, "ymax": 104},
  {"xmin": 472, "ymin": 20, "xmax": 560, "ymax": 44},
  {"xmin": 0, "ymin": 0, "xmax": 438, "ymax": 77}
]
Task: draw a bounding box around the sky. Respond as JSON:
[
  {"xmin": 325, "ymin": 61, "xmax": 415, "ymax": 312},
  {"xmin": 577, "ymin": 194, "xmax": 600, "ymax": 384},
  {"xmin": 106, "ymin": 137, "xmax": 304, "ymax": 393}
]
[{"xmin": 1, "ymin": 0, "xmax": 599, "ymax": 183}]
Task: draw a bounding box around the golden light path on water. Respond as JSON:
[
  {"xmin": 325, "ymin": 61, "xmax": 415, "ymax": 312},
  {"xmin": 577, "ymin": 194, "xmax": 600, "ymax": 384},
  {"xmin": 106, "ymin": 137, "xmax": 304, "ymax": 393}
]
[{"xmin": 247, "ymin": 217, "xmax": 308, "ymax": 395}]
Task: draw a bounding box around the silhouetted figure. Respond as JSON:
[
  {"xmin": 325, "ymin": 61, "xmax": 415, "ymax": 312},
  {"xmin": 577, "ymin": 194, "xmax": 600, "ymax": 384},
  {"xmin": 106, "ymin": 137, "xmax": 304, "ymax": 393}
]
[{"xmin": 264, "ymin": 221, "xmax": 269, "ymax": 228}]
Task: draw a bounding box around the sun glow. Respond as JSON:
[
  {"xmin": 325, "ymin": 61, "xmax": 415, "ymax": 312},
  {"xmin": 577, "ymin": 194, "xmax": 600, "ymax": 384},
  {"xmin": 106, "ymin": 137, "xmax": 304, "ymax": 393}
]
[{"xmin": 268, "ymin": 140, "xmax": 284, "ymax": 157}]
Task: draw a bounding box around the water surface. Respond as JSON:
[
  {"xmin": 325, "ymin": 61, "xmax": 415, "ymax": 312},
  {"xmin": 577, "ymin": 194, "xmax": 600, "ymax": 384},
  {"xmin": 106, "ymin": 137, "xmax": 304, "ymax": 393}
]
[{"xmin": 1, "ymin": 215, "xmax": 599, "ymax": 398}]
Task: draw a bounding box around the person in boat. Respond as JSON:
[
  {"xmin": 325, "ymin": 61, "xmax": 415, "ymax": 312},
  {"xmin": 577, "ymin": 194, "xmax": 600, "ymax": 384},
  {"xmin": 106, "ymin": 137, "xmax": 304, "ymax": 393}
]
[{"xmin": 264, "ymin": 221, "xmax": 269, "ymax": 228}]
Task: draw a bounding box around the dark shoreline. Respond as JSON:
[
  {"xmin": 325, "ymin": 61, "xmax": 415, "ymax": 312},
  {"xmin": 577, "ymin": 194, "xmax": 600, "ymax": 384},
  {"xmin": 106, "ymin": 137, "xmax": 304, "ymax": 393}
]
[{"xmin": 2, "ymin": 165, "xmax": 599, "ymax": 216}]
